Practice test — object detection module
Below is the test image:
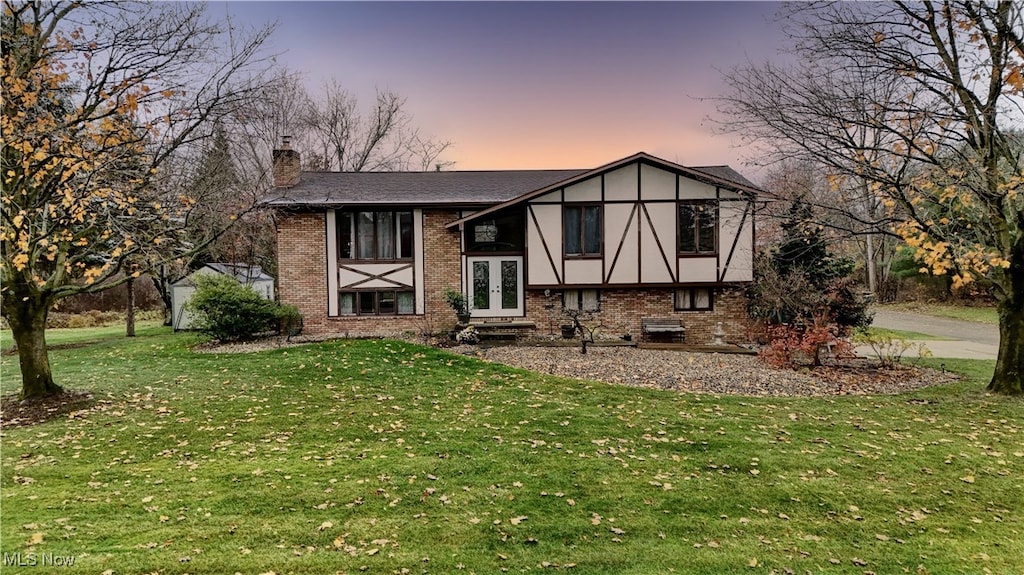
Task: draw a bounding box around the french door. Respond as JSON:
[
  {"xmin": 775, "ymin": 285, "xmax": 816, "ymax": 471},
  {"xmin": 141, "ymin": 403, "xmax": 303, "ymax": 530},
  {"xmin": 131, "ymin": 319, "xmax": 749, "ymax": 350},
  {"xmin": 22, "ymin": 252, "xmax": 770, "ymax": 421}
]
[{"xmin": 467, "ymin": 256, "xmax": 523, "ymax": 318}]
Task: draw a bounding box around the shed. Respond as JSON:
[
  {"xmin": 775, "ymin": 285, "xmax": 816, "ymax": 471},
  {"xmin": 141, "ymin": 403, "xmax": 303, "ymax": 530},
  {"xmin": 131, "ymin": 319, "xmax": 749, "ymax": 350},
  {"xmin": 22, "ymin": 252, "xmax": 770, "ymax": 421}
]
[{"xmin": 170, "ymin": 263, "xmax": 276, "ymax": 331}]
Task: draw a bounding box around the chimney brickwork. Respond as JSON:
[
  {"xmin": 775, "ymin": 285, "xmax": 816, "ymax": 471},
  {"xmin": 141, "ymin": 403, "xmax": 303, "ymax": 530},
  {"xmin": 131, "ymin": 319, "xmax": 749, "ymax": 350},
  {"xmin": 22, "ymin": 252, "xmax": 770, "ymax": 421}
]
[{"xmin": 272, "ymin": 147, "xmax": 300, "ymax": 188}]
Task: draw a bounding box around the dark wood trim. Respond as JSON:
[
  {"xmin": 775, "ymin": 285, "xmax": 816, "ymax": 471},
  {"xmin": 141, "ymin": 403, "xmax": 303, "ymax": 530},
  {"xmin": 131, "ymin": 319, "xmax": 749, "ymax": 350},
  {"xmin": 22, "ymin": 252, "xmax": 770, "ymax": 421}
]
[
  {"xmin": 562, "ymin": 202, "xmax": 604, "ymax": 258},
  {"xmin": 463, "ymin": 249, "xmax": 525, "ymax": 257},
  {"xmin": 718, "ymin": 200, "xmax": 751, "ymax": 283},
  {"xmin": 338, "ymin": 263, "xmax": 414, "ymax": 289},
  {"xmin": 527, "ymin": 205, "xmax": 562, "ymax": 284},
  {"xmin": 526, "ymin": 281, "xmax": 749, "ymax": 290},
  {"xmin": 444, "ymin": 153, "xmax": 760, "ymax": 230},
  {"xmin": 604, "ymin": 203, "xmax": 638, "ymax": 283}
]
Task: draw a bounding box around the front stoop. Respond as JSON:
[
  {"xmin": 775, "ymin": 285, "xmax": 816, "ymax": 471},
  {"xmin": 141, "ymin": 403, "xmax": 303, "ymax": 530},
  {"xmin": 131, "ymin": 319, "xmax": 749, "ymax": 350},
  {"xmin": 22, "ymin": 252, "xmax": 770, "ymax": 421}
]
[{"xmin": 467, "ymin": 320, "xmax": 537, "ymax": 342}]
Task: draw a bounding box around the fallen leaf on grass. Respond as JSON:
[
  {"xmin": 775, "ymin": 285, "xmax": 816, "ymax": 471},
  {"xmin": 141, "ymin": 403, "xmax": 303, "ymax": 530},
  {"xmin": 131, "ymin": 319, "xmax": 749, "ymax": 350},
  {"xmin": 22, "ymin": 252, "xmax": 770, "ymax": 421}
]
[{"xmin": 318, "ymin": 521, "xmax": 333, "ymax": 531}]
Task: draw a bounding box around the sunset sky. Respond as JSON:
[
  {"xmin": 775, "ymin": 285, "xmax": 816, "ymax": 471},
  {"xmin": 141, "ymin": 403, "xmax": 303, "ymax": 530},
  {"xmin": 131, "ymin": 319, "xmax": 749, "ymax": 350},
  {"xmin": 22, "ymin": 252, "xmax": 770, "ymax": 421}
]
[{"xmin": 225, "ymin": 1, "xmax": 787, "ymax": 179}]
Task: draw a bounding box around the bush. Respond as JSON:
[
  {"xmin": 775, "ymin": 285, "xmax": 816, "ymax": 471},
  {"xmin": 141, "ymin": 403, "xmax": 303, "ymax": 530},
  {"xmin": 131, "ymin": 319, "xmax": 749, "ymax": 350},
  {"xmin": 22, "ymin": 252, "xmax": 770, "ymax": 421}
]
[
  {"xmin": 187, "ymin": 274, "xmax": 278, "ymax": 342},
  {"xmin": 274, "ymin": 304, "xmax": 303, "ymax": 339},
  {"xmin": 851, "ymin": 330, "xmax": 931, "ymax": 368},
  {"xmin": 759, "ymin": 318, "xmax": 853, "ymax": 369}
]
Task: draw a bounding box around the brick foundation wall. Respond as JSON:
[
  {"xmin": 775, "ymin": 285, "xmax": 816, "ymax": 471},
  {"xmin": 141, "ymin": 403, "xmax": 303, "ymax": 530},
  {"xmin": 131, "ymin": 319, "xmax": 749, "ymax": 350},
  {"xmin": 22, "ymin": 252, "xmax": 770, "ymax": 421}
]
[{"xmin": 522, "ymin": 287, "xmax": 752, "ymax": 344}]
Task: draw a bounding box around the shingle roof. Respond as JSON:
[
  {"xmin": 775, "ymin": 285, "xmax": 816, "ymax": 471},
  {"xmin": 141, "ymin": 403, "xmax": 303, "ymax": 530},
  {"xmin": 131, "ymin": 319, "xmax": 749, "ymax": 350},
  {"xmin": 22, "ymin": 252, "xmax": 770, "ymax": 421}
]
[
  {"xmin": 264, "ymin": 169, "xmax": 587, "ymax": 208},
  {"xmin": 263, "ymin": 153, "xmax": 761, "ymax": 210},
  {"xmin": 690, "ymin": 165, "xmax": 759, "ymax": 191}
]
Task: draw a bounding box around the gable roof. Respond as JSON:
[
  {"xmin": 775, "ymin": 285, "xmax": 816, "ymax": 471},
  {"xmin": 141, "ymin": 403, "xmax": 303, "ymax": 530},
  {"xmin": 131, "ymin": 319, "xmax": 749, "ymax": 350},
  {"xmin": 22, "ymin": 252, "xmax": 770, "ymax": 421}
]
[
  {"xmin": 264, "ymin": 169, "xmax": 587, "ymax": 209},
  {"xmin": 445, "ymin": 152, "xmax": 762, "ymax": 229},
  {"xmin": 263, "ymin": 152, "xmax": 761, "ymax": 219},
  {"xmin": 171, "ymin": 263, "xmax": 274, "ymax": 287}
]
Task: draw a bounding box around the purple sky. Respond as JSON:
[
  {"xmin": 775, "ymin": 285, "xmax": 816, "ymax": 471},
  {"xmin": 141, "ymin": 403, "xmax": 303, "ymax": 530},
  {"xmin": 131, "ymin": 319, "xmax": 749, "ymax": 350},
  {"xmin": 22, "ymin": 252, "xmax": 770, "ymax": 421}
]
[{"xmin": 223, "ymin": 1, "xmax": 786, "ymax": 177}]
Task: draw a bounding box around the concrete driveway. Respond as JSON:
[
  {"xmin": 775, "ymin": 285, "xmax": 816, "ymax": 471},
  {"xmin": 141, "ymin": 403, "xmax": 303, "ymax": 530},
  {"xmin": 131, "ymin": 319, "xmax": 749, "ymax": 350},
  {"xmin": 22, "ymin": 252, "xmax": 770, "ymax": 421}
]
[{"xmin": 859, "ymin": 308, "xmax": 999, "ymax": 360}]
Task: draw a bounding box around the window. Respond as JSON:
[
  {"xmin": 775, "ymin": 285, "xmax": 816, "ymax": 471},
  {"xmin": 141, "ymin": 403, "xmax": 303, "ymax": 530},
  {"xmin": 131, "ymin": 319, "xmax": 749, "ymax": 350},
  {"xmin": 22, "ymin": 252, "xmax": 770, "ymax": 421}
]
[
  {"xmin": 564, "ymin": 205, "xmax": 602, "ymax": 257},
  {"xmin": 678, "ymin": 201, "xmax": 717, "ymax": 254},
  {"xmin": 339, "ymin": 290, "xmax": 415, "ymax": 315},
  {"xmin": 466, "ymin": 211, "xmax": 525, "ymax": 252},
  {"xmin": 337, "ymin": 211, "xmax": 413, "ymax": 260},
  {"xmin": 675, "ymin": 288, "xmax": 713, "ymax": 311},
  {"xmin": 563, "ymin": 289, "xmax": 600, "ymax": 312}
]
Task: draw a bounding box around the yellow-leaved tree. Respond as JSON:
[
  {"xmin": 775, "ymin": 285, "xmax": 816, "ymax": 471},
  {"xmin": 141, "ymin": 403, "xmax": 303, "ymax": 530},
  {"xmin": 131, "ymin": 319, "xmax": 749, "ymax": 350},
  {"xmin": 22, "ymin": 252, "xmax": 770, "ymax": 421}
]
[
  {"xmin": 1, "ymin": 1, "xmax": 273, "ymax": 399},
  {"xmin": 716, "ymin": 1, "xmax": 1023, "ymax": 394}
]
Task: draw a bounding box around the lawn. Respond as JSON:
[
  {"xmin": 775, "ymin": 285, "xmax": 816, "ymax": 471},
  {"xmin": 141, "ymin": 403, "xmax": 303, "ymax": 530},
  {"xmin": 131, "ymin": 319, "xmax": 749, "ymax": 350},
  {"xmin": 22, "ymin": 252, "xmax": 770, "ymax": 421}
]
[
  {"xmin": 1, "ymin": 331, "xmax": 1021, "ymax": 574},
  {"xmin": 879, "ymin": 302, "xmax": 999, "ymax": 325}
]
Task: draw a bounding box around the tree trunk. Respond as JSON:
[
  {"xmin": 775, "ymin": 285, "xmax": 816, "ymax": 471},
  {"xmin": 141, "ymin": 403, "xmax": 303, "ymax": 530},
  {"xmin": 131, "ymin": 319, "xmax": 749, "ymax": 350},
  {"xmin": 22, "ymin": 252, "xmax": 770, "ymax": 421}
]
[
  {"xmin": 989, "ymin": 295, "xmax": 1023, "ymax": 395},
  {"xmin": 152, "ymin": 267, "xmax": 173, "ymax": 327},
  {"xmin": 126, "ymin": 276, "xmax": 136, "ymax": 337},
  {"xmin": 4, "ymin": 295, "xmax": 63, "ymax": 400}
]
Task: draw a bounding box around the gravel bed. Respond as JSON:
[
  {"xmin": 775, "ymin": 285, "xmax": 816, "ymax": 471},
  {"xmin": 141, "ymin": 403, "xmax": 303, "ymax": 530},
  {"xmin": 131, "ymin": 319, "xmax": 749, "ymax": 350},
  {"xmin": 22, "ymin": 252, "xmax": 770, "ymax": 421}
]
[
  {"xmin": 453, "ymin": 345, "xmax": 958, "ymax": 397},
  {"xmin": 196, "ymin": 337, "xmax": 958, "ymax": 397}
]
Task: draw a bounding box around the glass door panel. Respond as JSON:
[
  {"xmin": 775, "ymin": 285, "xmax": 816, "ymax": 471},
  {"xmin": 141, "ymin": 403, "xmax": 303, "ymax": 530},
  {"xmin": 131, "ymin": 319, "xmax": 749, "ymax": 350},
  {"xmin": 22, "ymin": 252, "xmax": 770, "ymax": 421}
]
[{"xmin": 467, "ymin": 256, "xmax": 523, "ymax": 317}]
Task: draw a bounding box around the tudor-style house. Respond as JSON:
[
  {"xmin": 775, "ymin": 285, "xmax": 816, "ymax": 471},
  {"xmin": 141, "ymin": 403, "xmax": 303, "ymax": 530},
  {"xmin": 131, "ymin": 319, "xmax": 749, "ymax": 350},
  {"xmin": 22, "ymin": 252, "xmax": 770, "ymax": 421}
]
[{"xmin": 268, "ymin": 142, "xmax": 758, "ymax": 343}]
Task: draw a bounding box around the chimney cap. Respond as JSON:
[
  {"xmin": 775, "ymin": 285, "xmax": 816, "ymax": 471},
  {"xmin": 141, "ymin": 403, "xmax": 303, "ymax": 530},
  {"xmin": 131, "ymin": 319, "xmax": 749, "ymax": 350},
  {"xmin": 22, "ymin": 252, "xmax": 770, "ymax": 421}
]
[{"xmin": 281, "ymin": 135, "xmax": 292, "ymax": 149}]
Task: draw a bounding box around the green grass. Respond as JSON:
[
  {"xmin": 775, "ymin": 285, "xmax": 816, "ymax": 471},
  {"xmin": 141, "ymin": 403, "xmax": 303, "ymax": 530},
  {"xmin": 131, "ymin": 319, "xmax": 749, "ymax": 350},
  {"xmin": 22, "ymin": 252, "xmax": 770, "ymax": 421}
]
[
  {"xmin": 879, "ymin": 302, "xmax": 999, "ymax": 325},
  {"xmin": 0, "ymin": 320, "xmax": 165, "ymax": 353},
  {"xmin": 861, "ymin": 326, "xmax": 949, "ymax": 341},
  {"xmin": 1, "ymin": 332, "xmax": 1020, "ymax": 574}
]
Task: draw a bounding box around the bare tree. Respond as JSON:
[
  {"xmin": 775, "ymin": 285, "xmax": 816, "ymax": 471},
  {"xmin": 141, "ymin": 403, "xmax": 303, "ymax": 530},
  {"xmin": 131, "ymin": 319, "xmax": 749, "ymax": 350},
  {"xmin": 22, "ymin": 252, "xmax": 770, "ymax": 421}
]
[
  {"xmin": 301, "ymin": 80, "xmax": 453, "ymax": 172},
  {"xmin": 715, "ymin": 1, "xmax": 1024, "ymax": 394}
]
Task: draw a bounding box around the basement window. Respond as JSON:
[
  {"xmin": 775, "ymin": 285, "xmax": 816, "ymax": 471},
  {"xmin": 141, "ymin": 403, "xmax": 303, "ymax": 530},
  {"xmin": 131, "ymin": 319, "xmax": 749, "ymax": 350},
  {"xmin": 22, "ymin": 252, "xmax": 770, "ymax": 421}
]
[
  {"xmin": 674, "ymin": 288, "xmax": 713, "ymax": 311},
  {"xmin": 563, "ymin": 289, "xmax": 600, "ymax": 312}
]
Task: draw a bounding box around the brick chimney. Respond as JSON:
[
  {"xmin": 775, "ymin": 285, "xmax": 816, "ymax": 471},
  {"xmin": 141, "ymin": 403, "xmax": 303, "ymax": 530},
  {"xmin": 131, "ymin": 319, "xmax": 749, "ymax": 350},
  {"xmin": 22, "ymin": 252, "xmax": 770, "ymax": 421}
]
[{"xmin": 272, "ymin": 136, "xmax": 300, "ymax": 188}]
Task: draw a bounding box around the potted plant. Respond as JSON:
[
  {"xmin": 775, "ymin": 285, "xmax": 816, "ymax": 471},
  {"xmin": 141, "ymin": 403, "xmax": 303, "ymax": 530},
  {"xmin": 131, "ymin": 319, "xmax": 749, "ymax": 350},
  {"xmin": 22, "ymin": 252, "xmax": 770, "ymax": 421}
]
[{"xmin": 444, "ymin": 288, "xmax": 471, "ymax": 324}]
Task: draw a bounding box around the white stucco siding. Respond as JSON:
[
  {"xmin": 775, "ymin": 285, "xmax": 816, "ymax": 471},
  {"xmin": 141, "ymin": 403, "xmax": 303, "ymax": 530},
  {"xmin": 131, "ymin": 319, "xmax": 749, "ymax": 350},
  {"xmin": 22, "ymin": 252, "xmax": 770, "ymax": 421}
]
[
  {"xmin": 533, "ymin": 190, "xmax": 561, "ymax": 203},
  {"xmin": 678, "ymin": 257, "xmax": 718, "ymax": 282},
  {"xmin": 719, "ymin": 201, "xmax": 754, "ymax": 282},
  {"xmin": 326, "ymin": 209, "xmax": 338, "ymax": 315},
  {"xmin": 678, "ymin": 176, "xmax": 718, "ymax": 199},
  {"xmin": 639, "ymin": 204, "xmax": 676, "ymax": 283},
  {"xmin": 604, "ymin": 203, "xmax": 638, "ymax": 284},
  {"xmin": 603, "ymin": 165, "xmax": 638, "ymax": 201},
  {"xmin": 414, "ymin": 209, "xmax": 425, "ymax": 314},
  {"xmin": 640, "ymin": 164, "xmax": 675, "ymax": 200},
  {"xmin": 563, "ymin": 259, "xmax": 603, "ymax": 284},
  {"xmin": 526, "ymin": 204, "xmax": 562, "ymax": 285},
  {"xmin": 563, "ymin": 177, "xmax": 601, "ymax": 202}
]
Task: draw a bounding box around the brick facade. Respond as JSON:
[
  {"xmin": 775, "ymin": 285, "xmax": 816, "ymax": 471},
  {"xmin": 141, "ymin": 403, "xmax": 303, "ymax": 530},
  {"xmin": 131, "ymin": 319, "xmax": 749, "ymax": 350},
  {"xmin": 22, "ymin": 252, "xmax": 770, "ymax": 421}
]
[
  {"xmin": 522, "ymin": 287, "xmax": 751, "ymax": 344},
  {"xmin": 277, "ymin": 207, "xmax": 752, "ymax": 343},
  {"xmin": 276, "ymin": 208, "xmax": 465, "ymax": 337}
]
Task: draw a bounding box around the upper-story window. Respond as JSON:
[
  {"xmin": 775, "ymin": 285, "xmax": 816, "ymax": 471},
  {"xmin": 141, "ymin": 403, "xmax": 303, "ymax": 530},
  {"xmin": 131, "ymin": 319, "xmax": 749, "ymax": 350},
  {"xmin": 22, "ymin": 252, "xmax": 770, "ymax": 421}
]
[
  {"xmin": 678, "ymin": 201, "xmax": 717, "ymax": 254},
  {"xmin": 337, "ymin": 211, "xmax": 413, "ymax": 260},
  {"xmin": 564, "ymin": 204, "xmax": 602, "ymax": 257}
]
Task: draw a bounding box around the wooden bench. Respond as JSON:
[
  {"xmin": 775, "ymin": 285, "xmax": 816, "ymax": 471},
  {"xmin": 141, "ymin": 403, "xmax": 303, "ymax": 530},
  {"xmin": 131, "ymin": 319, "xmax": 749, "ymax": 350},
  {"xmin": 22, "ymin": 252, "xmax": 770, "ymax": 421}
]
[{"xmin": 641, "ymin": 318, "xmax": 686, "ymax": 342}]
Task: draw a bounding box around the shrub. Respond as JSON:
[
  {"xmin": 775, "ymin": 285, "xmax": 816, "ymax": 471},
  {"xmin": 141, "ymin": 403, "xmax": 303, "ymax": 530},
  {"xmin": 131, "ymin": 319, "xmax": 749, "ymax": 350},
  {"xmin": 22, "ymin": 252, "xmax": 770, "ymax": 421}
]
[
  {"xmin": 759, "ymin": 318, "xmax": 853, "ymax": 369},
  {"xmin": 274, "ymin": 304, "xmax": 303, "ymax": 339},
  {"xmin": 851, "ymin": 330, "xmax": 932, "ymax": 368},
  {"xmin": 187, "ymin": 274, "xmax": 277, "ymax": 342}
]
